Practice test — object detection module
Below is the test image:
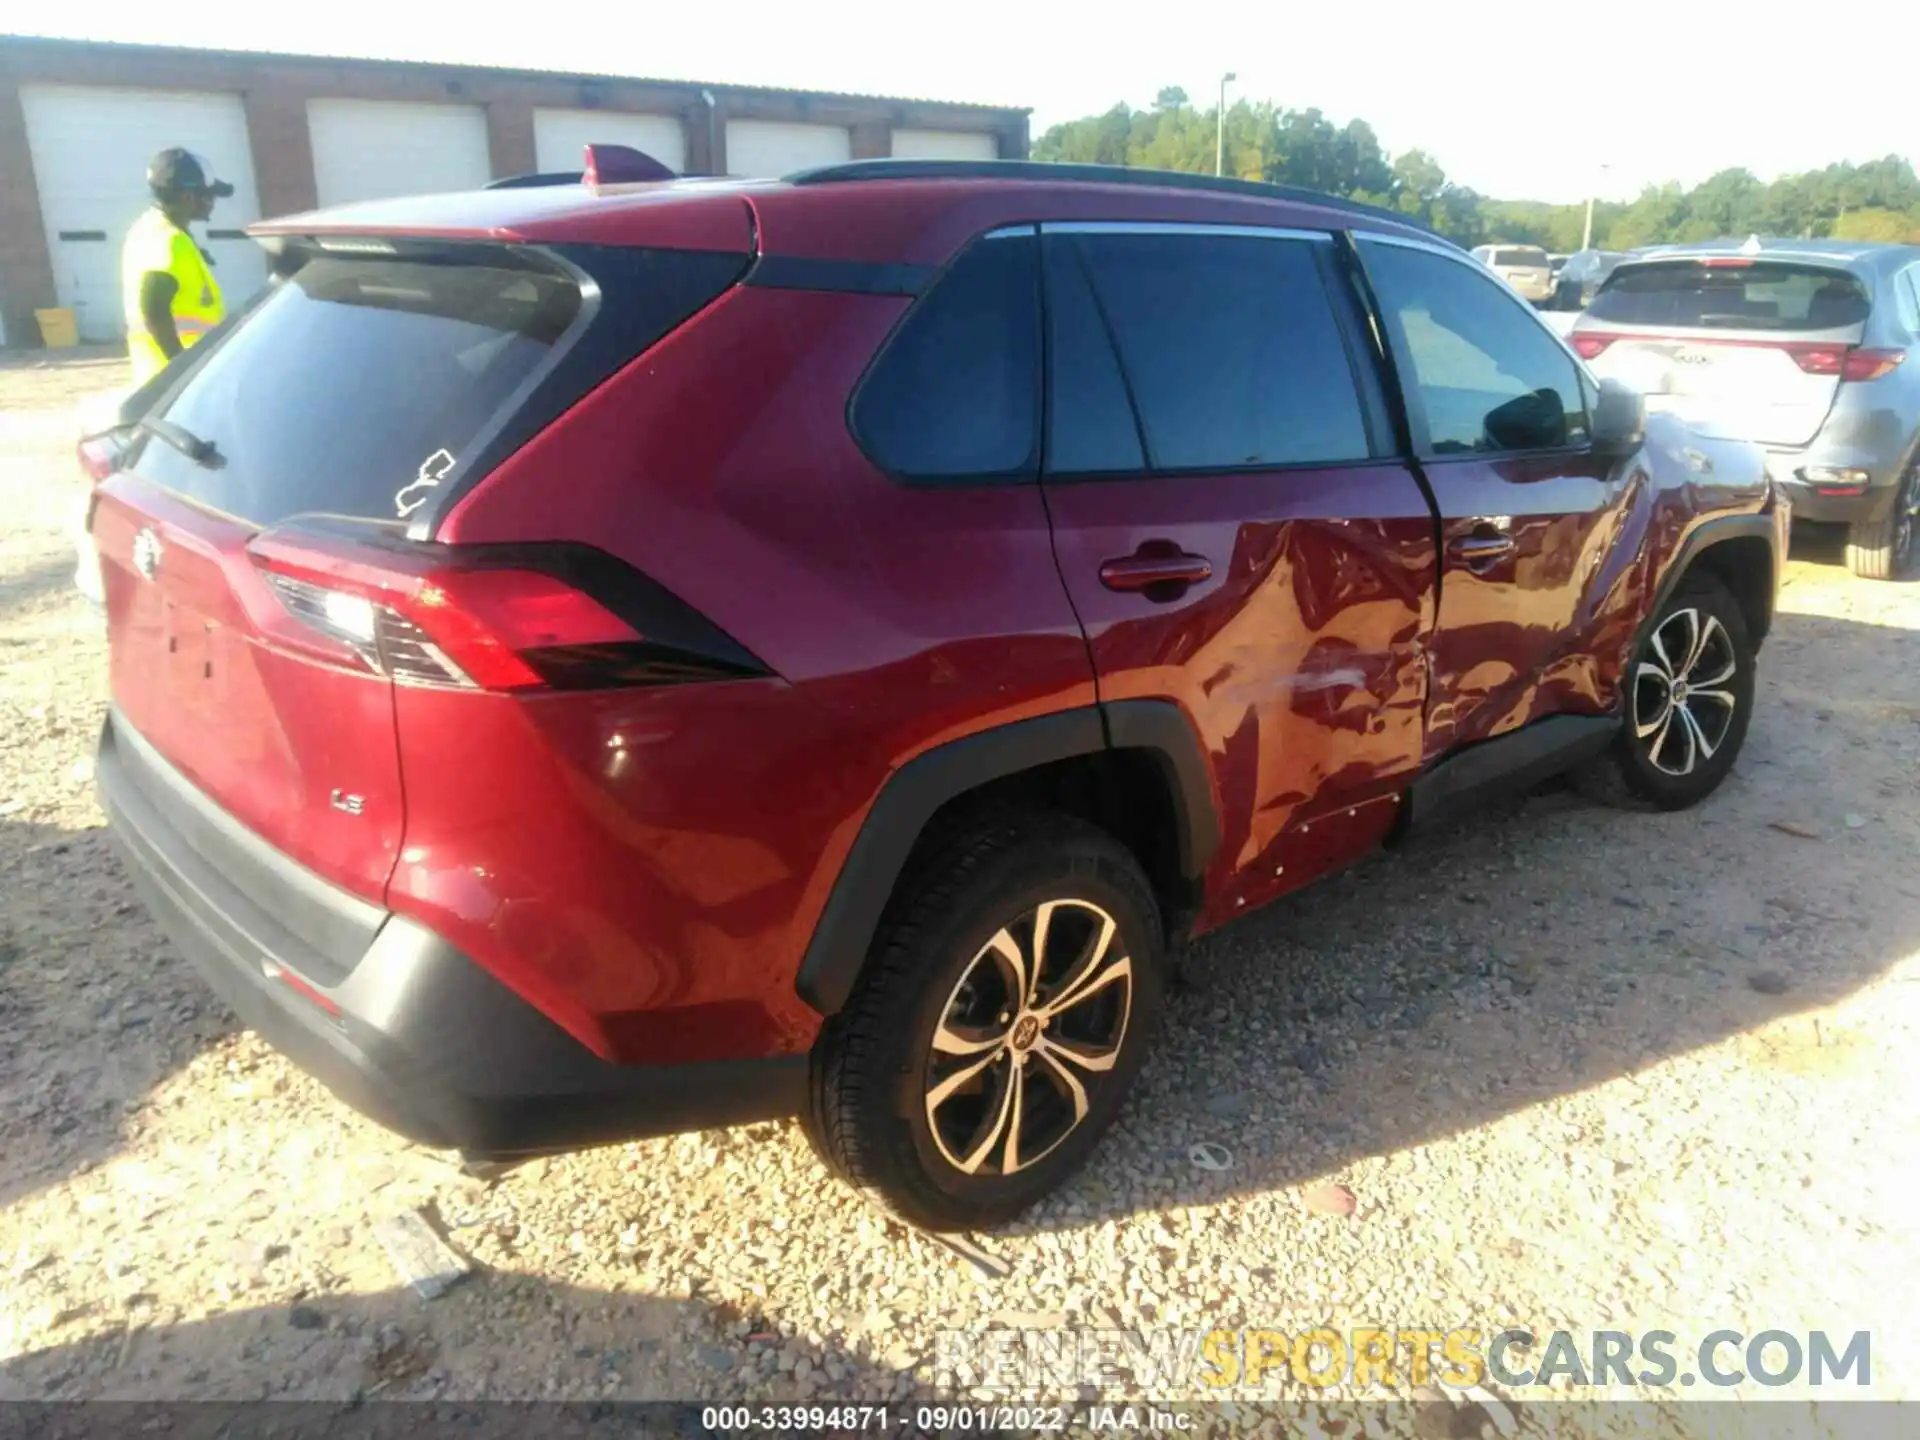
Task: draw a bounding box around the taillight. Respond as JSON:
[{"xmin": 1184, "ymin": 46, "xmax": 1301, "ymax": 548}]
[
  {"xmin": 77, "ymin": 432, "xmax": 129, "ymax": 483},
  {"xmin": 247, "ymin": 530, "xmax": 767, "ymax": 693},
  {"xmin": 1786, "ymin": 344, "xmax": 1905, "ymax": 381},
  {"xmin": 1841, "ymin": 347, "xmax": 1905, "ymax": 382},
  {"xmin": 1571, "ymin": 333, "xmax": 1615, "ymax": 360}
]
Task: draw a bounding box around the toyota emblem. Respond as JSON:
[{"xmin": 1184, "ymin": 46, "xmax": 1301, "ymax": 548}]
[{"xmin": 132, "ymin": 528, "xmax": 163, "ymax": 582}]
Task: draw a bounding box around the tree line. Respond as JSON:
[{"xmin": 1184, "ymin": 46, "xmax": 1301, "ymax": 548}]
[{"xmin": 1032, "ymin": 89, "xmax": 1920, "ymax": 249}]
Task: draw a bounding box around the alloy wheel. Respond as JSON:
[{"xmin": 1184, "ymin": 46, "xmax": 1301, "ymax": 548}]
[
  {"xmin": 1895, "ymin": 463, "xmax": 1919, "ymax": 574},
  {"xmin": 1632, "ymin": 606, "xmax": 1739, "ymax": 777},
  {"xmin": 924, "ymin": 899, "xmax": 1133, "ymax": 1177}
]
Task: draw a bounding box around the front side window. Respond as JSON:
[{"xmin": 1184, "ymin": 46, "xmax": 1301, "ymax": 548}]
[
  {"xmin": 853, "ymin": 231, "xmax": 1040, "ymax": 483},
  {"xmin": 1047, "ymin": 229, "xmax": 1372, "ymax": 475},
  {"xmin": 1359, "ymin": 239, "xmax": 1589, "ymax": 456}
]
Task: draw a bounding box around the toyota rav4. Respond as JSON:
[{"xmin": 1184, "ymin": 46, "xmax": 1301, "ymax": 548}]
[{"xmin": 92, "ymin": 158, "xmax": 1784, "ymax": 1230}]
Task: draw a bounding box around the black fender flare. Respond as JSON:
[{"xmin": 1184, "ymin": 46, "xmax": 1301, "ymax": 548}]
[
  {"xmin": 1642, "ymin": 511, "xmax": 1781, "ymax": 649},
  {"xmin": 793, "ymin": 700, "xmax": 1219, "ymax": 1016}
]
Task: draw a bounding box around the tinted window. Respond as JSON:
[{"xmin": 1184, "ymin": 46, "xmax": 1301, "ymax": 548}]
[
  {"xmin": 1587, "ymin": 260, "xmax": 1871, "ymax": 332},
  {"xmin": 135, "ymin": 255, "xmax": 583, "ymax": 524},
  {"xmin": 1043, "ymin": 237, "xmax": 1146, "ymax": 475},
  {"xmin": 1063, "ymin": 231, "xmax": 1371, "ymax": 472},
  {"xmin": 1492, "ymin": 247, "xmax": 1548, "ymax": 268},
  {"xmin": 1361, "ymin": 239, "xmax": 1589, "ymax": 455},
  {"xmin": 855, "ymin": 232, "xmax": 1040, "ymax": 482}
]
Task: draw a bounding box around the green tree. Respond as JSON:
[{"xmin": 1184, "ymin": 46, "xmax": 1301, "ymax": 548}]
[
  {"xmin": 1030, "ymin": 89, "xmax": 1920, "ymax": 251},
  {"xmin": 1833, "ymin": 207, "xmax": 1920, "ymax": 243}
]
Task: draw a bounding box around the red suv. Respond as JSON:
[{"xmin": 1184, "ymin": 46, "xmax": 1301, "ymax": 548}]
[{"xmin": 93, "ymin": 159, "xmax": 1784, "ymax": 1230}]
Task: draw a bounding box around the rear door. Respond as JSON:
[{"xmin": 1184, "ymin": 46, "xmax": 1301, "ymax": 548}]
[
  {"xmin": 1036, "ymin": 222, "xmax": 1438, "ymax": 923},
  {"xmin": 1357, "ymin": 234, "xmax": 1623, "ymax": 757},
  {"xmin": 94, "ymin": 247, "xmax": 596, "ymax": 901},
  {"xmin": 1575, "ymin": 258, "xmax": 1871, "ymax": 446}
]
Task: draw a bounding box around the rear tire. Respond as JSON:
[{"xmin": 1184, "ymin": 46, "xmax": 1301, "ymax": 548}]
[
  {"xmin": 1844, "ymin": 458, "xmax": 1919, "ymax": 581},
  {"xmin": 804, "ymin": 810, "xmax": 1163, "ymax": 1232},
  {"xmin": 1573, "ymin": 572, "xmax": 1756, "ymax": 811}
]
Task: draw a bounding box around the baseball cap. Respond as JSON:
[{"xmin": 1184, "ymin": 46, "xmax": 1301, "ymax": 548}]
[{"xmin": 147, "ymin": 147, "xmax": 236, "ymax": 199}]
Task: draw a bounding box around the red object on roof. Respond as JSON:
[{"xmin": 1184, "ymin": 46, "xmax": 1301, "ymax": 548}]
[{"xmin": 583, "ymin": 144, "xmax": 675, "ymax": 185}]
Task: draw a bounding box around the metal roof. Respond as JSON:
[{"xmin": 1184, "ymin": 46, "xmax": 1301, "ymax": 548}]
[{"xmin": 0, "ymin": 33, "xmax": 1030, "ymax": 115}]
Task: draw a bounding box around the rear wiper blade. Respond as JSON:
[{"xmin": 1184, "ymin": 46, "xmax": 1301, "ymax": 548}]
[{"xmin": 139, "ymin": 416, "xmax": 217, "ymax": 465}]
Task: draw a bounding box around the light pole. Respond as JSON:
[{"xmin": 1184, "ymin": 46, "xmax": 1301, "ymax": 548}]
[
  {"xmin": 1581, "ymin": 162, "xmax": 1611, "ymax": 250},
  {"xmin": 1216, "ymin": 72, "xmax": 1237, "ymax": 177}
]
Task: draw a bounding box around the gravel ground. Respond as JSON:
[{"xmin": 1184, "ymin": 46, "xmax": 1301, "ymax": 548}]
[{"xmin": 2, "ymin": 351, "xmax": 1918, "ymax": 1434}]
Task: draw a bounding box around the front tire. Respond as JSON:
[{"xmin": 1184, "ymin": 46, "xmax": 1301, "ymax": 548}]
[
  {"xmin": 805, "ymin": 811, "xmax": 1164, "ymax": 1232},
  {"xmin": 1574, "ymin": 572, "xmax": 1756, "ymax": 810},
  {"xmin": 1844, "ymin": 458, "xmax": 1919, "ymax": 581}
]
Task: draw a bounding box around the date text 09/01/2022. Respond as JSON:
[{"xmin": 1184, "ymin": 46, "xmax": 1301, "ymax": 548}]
[{"xmin": 702, "ymin": 1404, "xmax": 1190, "ymax": 1431}]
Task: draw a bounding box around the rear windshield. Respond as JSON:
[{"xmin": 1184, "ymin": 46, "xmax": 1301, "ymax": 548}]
[
  {"xmin": 1491, "ymin": 248, "xmax": 1548, "ymax": 268},
  {"xmin": 1586, "ymin": 260, "xmax": 1871, "ymax": 332},
  {"xmin": 134, "ymin": 254, "xmax": 583, "ymax": 526}
]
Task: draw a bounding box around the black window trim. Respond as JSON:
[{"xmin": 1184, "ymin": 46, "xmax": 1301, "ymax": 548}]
[
  {"xmin": 846, "ymin": 223, "xmax": 1044, "ymax": 489},
  {"xmin": 1356, "ymin": 230, "xmax": 1599, "ymax": 464},
  {"xmin": 1034, "ymin": 219, "xmax": 1388, "ymax": 485}
]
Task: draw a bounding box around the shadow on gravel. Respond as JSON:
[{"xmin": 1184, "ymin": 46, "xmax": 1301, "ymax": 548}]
[
  {"xmin": 0, "ymin": 1275, "xmax": 900, "ymax": 1411},
  {"xmin": 0, "ymin": 820, "xmax": 239, "ymax": 1212},
  {"xmin": 0, "ymin": 556, "xmax": 77, "ymax": 625}
]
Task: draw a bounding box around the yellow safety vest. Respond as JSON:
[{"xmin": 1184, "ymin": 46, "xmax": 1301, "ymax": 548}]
[{"xmin": 122, "ymin": 207, "xmax": 224, "ymax": 386}]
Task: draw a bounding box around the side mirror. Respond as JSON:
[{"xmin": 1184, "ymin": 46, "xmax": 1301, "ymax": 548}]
[{"xmin": 1591, "ymin": 376, "xmax": 1645, "ymax": 457}]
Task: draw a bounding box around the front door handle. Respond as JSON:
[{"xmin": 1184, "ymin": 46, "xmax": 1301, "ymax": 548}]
[
  {"xmin": 1450, "ymin": 530, "xmax": 1515, "ymax": 569},
  {"xmin": 1099, "ymin": 547, "xmax": 1213, "ymax": 596}
]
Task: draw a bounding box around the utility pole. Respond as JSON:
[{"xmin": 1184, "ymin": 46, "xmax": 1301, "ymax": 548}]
[
  {"xmin": 1582, "ymin": 162, "xmax": 1611, "ymax": 250},
  {"xmin": 1216, "ymin": 72, "xmax": 1237, "ymax": 177}
]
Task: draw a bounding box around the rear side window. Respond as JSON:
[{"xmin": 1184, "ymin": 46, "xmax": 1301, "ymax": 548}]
[
  {"xmin": 1360, "ymin": 238, "xmax": 1588, "ymax": 456},
  {"xmin": 1054, "ymin": 230, "xmax": 1372, "ymax": 473},
  {"xmin": 1587, "ymin": 260, "xmax": 1871, "ymax": 332},
  {"xmin": 854, "ymin": 232, "xmax": 1040, "ymax": 483},
  {"xmin": 1896, "ymin": 267, "xmax": 1920, "ymax": 334},
  {"xmin": 1043, "ymin": 237, "xmax": 1146, "ymax": 475},
  {"xmin": 133, "ymin": 246, "xmax": 745, "ymax": 527}
]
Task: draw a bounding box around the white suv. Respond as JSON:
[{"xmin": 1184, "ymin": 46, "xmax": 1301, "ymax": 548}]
[{"xmin": 1472, "ymin": 244, "xmax": 1555, "ymax": 304}]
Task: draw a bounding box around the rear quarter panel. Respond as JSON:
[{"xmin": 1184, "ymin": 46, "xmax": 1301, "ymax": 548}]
[{"xmin": 418, "ymin": 285, "xmax": 1095, "ymax": 1064}]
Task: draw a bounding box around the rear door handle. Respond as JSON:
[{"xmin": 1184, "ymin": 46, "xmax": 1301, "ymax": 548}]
[{"xmin": 1099, "ymin": 549, "xmax": 1213, "ymax": 596}]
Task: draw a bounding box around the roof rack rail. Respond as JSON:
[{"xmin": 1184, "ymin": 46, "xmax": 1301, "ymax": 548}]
[
  {"xmin": 485, "ymin": 170, "xmax": 584, "ymax": 190},
  {"xmin": 783, "ymin": 158, "xmax": 1439, "ymax": 236}
]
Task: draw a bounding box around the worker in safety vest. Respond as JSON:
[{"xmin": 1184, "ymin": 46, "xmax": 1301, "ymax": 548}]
[{"xmin": 122, "ymin": 147, "xmax": 233, "ymax": 386}]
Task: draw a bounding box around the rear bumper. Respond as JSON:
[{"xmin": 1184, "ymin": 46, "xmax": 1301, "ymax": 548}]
[
  {"xmin": 96, "ymin": 710, "xmax": 805, "ymax": 1159},
  {"xmin": 1765, "ymin": 444, "xmax": 1908, "ymax": 524}
]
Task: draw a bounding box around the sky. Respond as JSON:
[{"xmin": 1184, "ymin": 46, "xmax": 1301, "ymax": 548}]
[{"xmin": 13, "ymin": 0, "xmax": 1918, "ymax": 204}]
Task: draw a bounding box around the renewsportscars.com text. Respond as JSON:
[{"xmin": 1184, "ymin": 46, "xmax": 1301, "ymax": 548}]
[{"xmin": 935, "ymin": 1326, "xmax": 1872, "ymax": 1392}]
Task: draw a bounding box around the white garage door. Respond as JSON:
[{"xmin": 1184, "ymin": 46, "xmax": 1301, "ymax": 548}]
[
  {"xmin": 892, "ymin": 129, "xmax": 1000, "ymax": 162},
  {"xmin": 534, "ymin": 109, "xmax": 686, "ymax": 176},
  {"xmin": 308, "ymin": 99, "xmax": 492, "ymax": 207},
  {"xmin": 20, "ymin": 84, "xmax": 268, "ymax": 342},
  {"xmin": 725, "ymin": 120, "xmax": 851, "ymax": 178}
]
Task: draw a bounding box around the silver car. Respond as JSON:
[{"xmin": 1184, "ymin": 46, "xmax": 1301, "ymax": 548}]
[{"xmin": 1572, "ymin": 237, "xmax": 1920, "ymax": 579}]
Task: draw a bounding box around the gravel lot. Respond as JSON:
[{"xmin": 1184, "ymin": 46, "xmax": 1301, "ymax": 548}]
[{"xmin": 2, "ymin": 350, "xmax": 1918, "ymax": 1431}]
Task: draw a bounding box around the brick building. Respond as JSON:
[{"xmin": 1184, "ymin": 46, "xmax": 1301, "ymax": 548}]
[{"xmin": 0, "ymin": 35, "xmax": 1030, "ymax": 345}]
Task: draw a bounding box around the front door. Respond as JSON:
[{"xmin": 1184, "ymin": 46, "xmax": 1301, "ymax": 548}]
[
  {"xmin": 1357, "ymin": 235, "xmax": 1630, "ymax": 757},
  {"xmin": 1036, "ymin": 222, "xmax": 1439, "ymax": 925}
]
